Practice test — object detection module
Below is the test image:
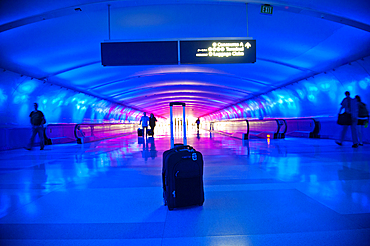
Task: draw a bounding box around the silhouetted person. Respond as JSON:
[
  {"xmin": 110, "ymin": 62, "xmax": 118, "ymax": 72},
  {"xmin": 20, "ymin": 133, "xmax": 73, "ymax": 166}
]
[
  {"xmin": 140, "ymin": 112, "xmax": 149, "ymax": 137},
  {"xmin": 355, "ymin": 95, "xmax": 369, "ymax": 146},
  {"xmin": 149, "ymin": 113, "xmax": 157, "ymax": 136},
  {"xmin": 196, "ymin": 118, "xmax": 200, "ymax": 130},
  {"xmin": 336, "ymin": 91, "xmax": 358, "ymax": 148},
  {"xmin": 25, "ymin": 102, "xmax": 46, "ymax": 150}
]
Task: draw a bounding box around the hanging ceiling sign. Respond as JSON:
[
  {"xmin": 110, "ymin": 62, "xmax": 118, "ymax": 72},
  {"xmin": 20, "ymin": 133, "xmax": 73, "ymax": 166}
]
[
  {"xmin": 101, "ymin": 39, "xmax": 256, "ymax": 66},
  {"xmin": 180, "ymin": 40, "xmax": 256, "ymax": 64},
  {"xmin": 261, "ymin": 4, "xmax": 273, "ymax": 15},
  {"xmin": 101, "ymin": 41, "xmax": 178, "ymax": 66}
]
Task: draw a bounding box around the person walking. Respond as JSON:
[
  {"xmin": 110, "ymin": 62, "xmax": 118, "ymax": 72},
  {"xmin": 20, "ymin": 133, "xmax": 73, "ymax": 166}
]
[
  {"xmin": 140, "ymin": 112, "xmax": 150, "ymax": 137},
  {"xmin": 25, "ymin": 102, "xmax": 46, "ymax": 150},
  {"xmin": 196, "ymin": 118, "xmax": 200, "ymax": 130},
  {"xmin": 149, "ymin": 113, "xmax": 157, "ymax": 136},
  {"xmin": 336, "ymin": 91, "xmax": 359, "ymax": 148},
  {"xmin": 355, "ymin": 95, "xmax": 369, "ymax": 146}
]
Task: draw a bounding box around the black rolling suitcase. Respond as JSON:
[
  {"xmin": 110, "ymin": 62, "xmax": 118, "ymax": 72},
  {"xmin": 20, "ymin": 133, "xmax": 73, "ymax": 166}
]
[
  {"xmin": 162, "ymin": 102, "xmax": 205, "ymax": 210},
  {"xmin": 138, "ymin": 128, "xmax": 143, "ymax": 137}
]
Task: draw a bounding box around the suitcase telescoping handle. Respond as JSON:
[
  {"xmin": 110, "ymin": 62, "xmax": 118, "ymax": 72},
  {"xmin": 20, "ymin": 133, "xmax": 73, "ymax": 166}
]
[{"xmin": 170, "ymin": 102, "xmax": 187, "ymax": 149}]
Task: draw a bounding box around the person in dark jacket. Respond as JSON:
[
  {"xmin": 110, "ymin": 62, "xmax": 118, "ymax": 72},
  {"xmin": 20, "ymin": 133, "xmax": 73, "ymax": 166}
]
[
  {"xmin": 149, "ymin": 113, "xmax": 157, "ymax": 136},
  {"xmin": 336, "ymin": 91, "xmax": 359, "ymax": 148},
  {"xmin": 25, "ymin": 102, "xmax": 46, "ymax": 150},
  {"xmin": 355, "ymin": 95, "xmax": 369, "ymax": 146},
  {"xmin": 196, "ymin": 118, "xmax": 200, "ymax": 130}
]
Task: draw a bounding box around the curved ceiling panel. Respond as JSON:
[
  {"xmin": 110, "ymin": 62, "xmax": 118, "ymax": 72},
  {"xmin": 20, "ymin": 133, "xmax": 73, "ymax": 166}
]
[{"xmin": 1, "ymin": 0, "xmax": 370, "ymax": 119}]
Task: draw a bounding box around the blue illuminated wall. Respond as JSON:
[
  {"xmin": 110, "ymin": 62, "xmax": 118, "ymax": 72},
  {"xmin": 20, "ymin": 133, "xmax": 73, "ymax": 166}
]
[
  {"xmin": 0, "ymin": 70, "xmax": 142, "ymax": 127},
  {"xmin": 203, "ymin": 56, "xmax": 370, "ymax": 121}
]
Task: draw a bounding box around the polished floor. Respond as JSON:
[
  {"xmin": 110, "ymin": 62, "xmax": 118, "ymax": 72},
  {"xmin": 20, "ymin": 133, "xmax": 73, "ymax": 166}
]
[{"xmin": 0, "ymin": 125, "xmax": 370, "ymax": 245}]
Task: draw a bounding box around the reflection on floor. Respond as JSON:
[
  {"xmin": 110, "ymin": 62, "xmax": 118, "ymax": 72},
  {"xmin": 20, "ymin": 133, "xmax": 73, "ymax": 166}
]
[{"xmin": 0, "ymin": 126, "xmax": 369, "ymax": 245}]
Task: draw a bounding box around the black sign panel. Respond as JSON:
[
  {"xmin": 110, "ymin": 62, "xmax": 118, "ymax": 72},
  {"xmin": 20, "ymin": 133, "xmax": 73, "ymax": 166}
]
[
  {"xmin": 101, "ymin": 41, "xmax": 178, "ymax": 66},
  {"xmin": 180, "ymin": 40, "xmax": 256, "ymax": 64}
]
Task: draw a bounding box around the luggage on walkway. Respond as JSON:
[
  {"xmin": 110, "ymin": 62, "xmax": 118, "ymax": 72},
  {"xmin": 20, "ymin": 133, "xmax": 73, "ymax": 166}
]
[
  {"xmin": 162, "ymin": 102, "xmax": 204, "ymax": 210},
  {"xmin": 138, "ymin": 128, "xmax": 143, "ymax": 137}
]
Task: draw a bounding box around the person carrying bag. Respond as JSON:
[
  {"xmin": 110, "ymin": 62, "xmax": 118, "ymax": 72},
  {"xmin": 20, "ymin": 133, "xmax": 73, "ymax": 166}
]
[
  {"xmin": 355, "ymin": 95, "xmax": 369, "ymax": 146},
  {"xmin": 335, "ymin": 91, "xmax": 359, "ymax": 148}
]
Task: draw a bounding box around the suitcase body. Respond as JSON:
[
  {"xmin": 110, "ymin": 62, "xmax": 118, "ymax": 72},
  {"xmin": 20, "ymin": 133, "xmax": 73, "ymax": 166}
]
[
  {"xmin": 138, "ymin": 128, "xmax": 143, "ymax": 137},
  {"xmin": 162, "ymin": 102, "xmax": 205, "ymax": 210},
  {"xmin": 162, "ymin": 145, "xmax": 204, "ymax": 210},
  {"xmin": 147, "ymin": 128, "xmax": 153, "ymax": 136}
]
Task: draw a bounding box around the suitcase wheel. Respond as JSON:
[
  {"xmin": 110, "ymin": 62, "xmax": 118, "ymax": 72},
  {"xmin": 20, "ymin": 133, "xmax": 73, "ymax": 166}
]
[{"xmin": 168, "ymin": 207, "xmax": 174, "ymax": 211}]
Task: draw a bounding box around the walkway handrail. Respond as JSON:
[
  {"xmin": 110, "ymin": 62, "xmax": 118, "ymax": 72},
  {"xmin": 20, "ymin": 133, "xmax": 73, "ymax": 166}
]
[
  {"xmin": 209, "ymin": 118, "xmax": 322, "ymax": 140},
  {"xmin": 210, "ymin": 119, "xmax": 287, "ymax": 139},
  {"xmin": 74, "ymin": 123, "xmax": 136, "ymax": 143},
  {"xmin": 246, "ymin": 119, "xmax": 287, "ymax": 139},
  {"xmin": 45, "ymin": 123, "xmax": 78, "ymax": 144},
  {"xmin": 284, "ymin": 118, "xmax": 319, "ymax": 138},
  {"xmin": 45, "ymin": 122, "xmax": 136, "ymax": 145}
]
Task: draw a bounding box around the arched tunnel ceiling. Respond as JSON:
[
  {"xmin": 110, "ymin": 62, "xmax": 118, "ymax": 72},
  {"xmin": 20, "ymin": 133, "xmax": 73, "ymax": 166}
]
[{"xmin": 1, "ymin": 0, "xmax": 370, "ymax": 118}]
